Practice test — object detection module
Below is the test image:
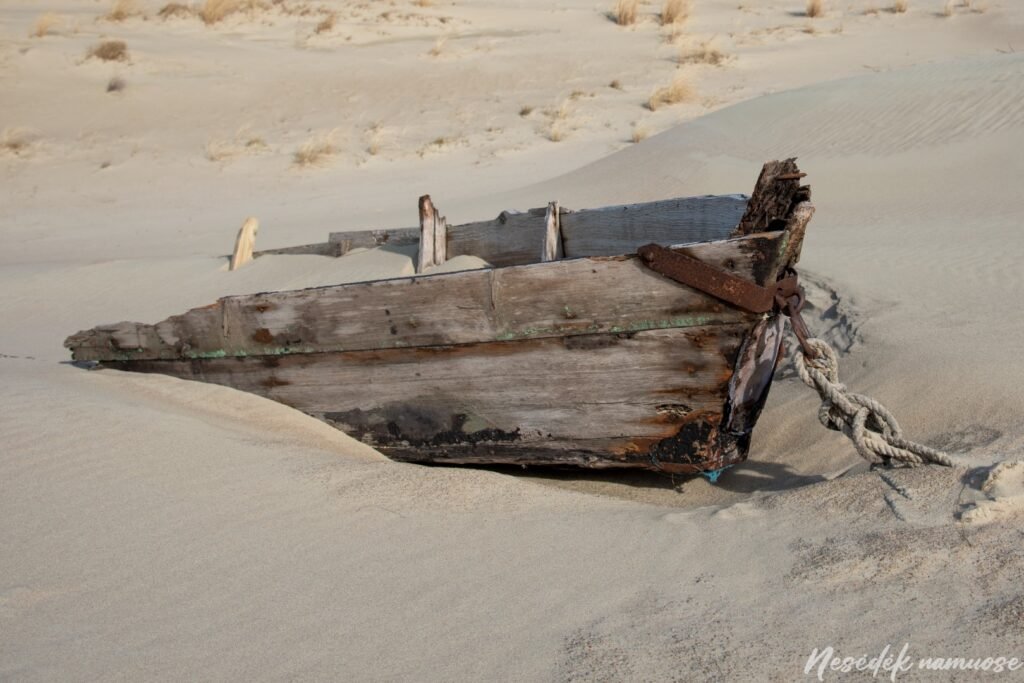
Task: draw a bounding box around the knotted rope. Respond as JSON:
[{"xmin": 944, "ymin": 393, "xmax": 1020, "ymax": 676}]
[{"xmin": 794, "ymin": 338, "xmax": 954, "ymax": 467}]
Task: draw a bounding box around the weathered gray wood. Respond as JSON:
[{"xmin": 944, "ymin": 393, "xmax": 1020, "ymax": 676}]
[
  {"xmin": 733, "ymin": 159, "xmax": 803, "ymax": 236},
  {"xmin": 327, "ymin": 228, "xmax": 420, "ymax": 255},
  {"xmin": 253, "ymin": 242, "xmax": 343, "ymax": 259},
  {"xmin": 109, "ymin": 325, "xmax": 749, "ymax": 471},
  {"xmin": 560, "ymin": 195, "xmax": 748, "ymax": 257},
  {"xmin": 417, "ymin": 195, "xmax": 437, "ymax": 273},
  {"xmin": 327, "ymin": 194, "xmax": 749, "ymax": 267},
  {"xmin": 435, "ymin": 212, "xmax": 447, "ymax": 265},
  {"xmin": 65, "ymin": 232, "xmax": 785, "ymax": 362},
  {"xmin": 542, "ymin": 201, "xmax": 562, "ymax": 262}
]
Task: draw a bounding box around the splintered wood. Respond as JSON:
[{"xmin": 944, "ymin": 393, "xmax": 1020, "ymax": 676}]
[{"xmin": 229, "ymin": 217, "xmax": 259, "ymax": 271}]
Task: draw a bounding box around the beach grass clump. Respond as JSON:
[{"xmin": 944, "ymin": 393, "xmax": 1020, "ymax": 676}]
[
  {"xmin": 293, "ymin": 131, "xmax": 338, "ymax": 167},
  {"xmin": 679, "ymin": 40, "xmax": 728, "ymax": 66},
  {"xmin": 105, "ymin": 0, "xmax": 142, "ymax": 21},
  {"xmin": 31, "ymin": 12, "xmax": 61, "ymax": 37},
  {"xmin": 158, "ymin": 3, "xmax": 195, "ymax": 19},
  {"xmin": 661, "ymin": 0, "xmax": 691, "ymax": 25},
  {"xmin": 1, "ymin": 128, "xmax": 36, "ymax": 156},
  {"xmin": 613, "ymin": 0, "xmax": 639, "ymax": 25},
  {"xmin": 199, "ymin": 0, "xmax": 267, "ymax": 25},
  {"xmin": 806, "ymin": 0, "xmax": 824, "ymax": 17},
  {"xmin": 646, "ymin": 72, "xmax": 695, "ymax": 110},
  {"xmin": 88, "ymin": 40, "xmax": 129, "ymax": 62}
]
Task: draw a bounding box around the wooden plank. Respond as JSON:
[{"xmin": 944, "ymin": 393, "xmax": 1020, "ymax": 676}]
[
  {"xmin": 253, "ymin": 242, "xmax": 343, "ymax": 258},
  {"xmin": 65, "ymin": 232, "xmax": 784, "ymax": 362},
  {"xmin": 541, "ymin": 201, "xmax": 562, "ymax": 262},
  {"xmin": 733, "ymin": 158, "xmax": 803, "ymax": 236},
  {"xmin": 560, "ymin": 195, "xmax": 749, "ymax": 257},
  {"xmin": 328, "ymin": 194, "xmax": 749, "ymax": 267},
  {"xmin": 417, "ymin": 195, "xmax": 436, "ymax": 273},
  {"xmin": 108, "ymin": 325, "xmax": 750, "ymax": 471}
]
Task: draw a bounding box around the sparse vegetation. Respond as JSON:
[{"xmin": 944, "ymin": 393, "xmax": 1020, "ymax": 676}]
[
  {"xmin": 647, "ymin": 71, "xmax": 695, "ymax": 110},
  {"xmin": 158, "ymin": 3, "xmax": 194, "ymax": 19},
  {"xmin": 88, "ymin": 40, "xmax": 129, "ymax": 62},
  {"xmin": 293, "ymin": 131, "xmax": 337, "ymax": 167},
  {"xmin": 613, "ymin": 0, "xmax": 639, "ymax": 25},
  {"xmin": 661, "ymin": 0, "xmax": 691, "ymax": 25},
  {"xmin": 107, "ymin": 76, "xmax": 126, "ymax": 92},
  {"xmin": 314, "ymin": 12, "xmax": 336, "ymax": 34},
  {"xmin": 31, "ymin": 12, "xmax": 61, "ymax": 38},
  {"xmin": 548, "ymin": 122, "xmax": 566, "ymax": 142},
  {"xmin": 428, "ymin": 35, "xmax": 448, "ymax": 57},
  {"xmin": 519, "ymin": 105, "xmax": 534, "ymax": 117},
  {"xmin": 199, "ymin": 0, "xmax": 267, "ymax": 25},
  {"xmin": 679, "ymin": 40, "xmax": 729, "ymax": 66},
  {"xmin": 631, "ymin": 124, "xmax": 648, "ymax": 143},
  {"xmin": 942, "ymin": 0, "xmax": 955, "ymax": 14},
  {"xmin": 105, "ymin": 0, "xmax": 142, "ymax": 21},
  {"xmin": 366, "ymin": 123, "xmax": 383, "ymax": 156},
  {"xmin": 609, "ymin": 79, "xmax": 623, "ymax": 90},
  {"xmin": 806, "ymin": 0, "xmax": 824, "ymax": 17},
  {"xmin": 893, "ymin": 0, "xmax": 908, "ymax": 12},
  {"xmin": 1, "ymin": 128, "xmax": 36, "ymax": 157}
]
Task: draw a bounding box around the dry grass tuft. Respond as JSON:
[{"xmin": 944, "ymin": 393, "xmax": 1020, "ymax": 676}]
[
  {"xmin": 293, "ymin": 131, "xmax": 337, "ymax": 167},
  {"xmin": 427, "ymin": 35, "xmax": 448, "ymax": 57},
  {"xmin": 107, "ymin": 76, "xmax": 126, "ymax": 92},
  {"xmin": 519, "ymin": 105, "xmax": 534, "ymax": 117},
  {"xmin": 613, "ymin": 0, "xmax": 639, "ymax": 25},
  {"xmin": 1, "ymin": 128, "xmax": 38, "ymax": 157},
  {"xmin": 806, "ymin": 0, "xmax": 825, "ymax": 17},
  {"xmin": 199, "ymin": 0, "xmax": 267, "ymax": 25},
  {"xmin": 646, "ymin": 72, "xmax": 695, "ymax": 110},
  {"xmin": 631, "ymin": 124, "xmax": 648, "ymax": 143},
  {"xmin": 412, "ymin": 0, "xmax": 434, "ymax": 6},
  {"xmin": 892, "ymin": 0, "xmax": 908, "ymax": 11},
  {"xmin": 314, "ymin": 12, "xmax": 336, "ymax": 33},
  {"xmin": 679, "ymin": 39, "xmax": 729, "ymax": 66},
  {"xmin": 942, "ymin": 0, "xmax": 955, "ymax": 14},
  {"xmin": 158, "ymin": 3, "xmax": 195, "ymax": 19},
  {"xmin": 661, "ymin": 0, "xmax": 691, "ymax": 25},
  {"xmin": 88, "ymin": 40, "xmax": 129, "ymax": 62},
  {"xmin": 548, "ymin": 122, "xmax": 566, "ymax": 142},
  {"xmin": 105, "ymin": 0, "xmax": 143, "ymax": 21},
  {"xmin": 365, "ymin": 123, "xmax": 384, "ymax": 156},
  {"xmin": 609, "ymin": 79, "xmax": 623, "ymax": 89},
  {"xmin": 31, "ymin": 12, "xmax": 61, "ymax": 38}
]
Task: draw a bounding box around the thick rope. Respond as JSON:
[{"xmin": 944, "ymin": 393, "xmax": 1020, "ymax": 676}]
[{"xmin": 795, "ymin": 338, "xmax": 954, "ymax": 467}]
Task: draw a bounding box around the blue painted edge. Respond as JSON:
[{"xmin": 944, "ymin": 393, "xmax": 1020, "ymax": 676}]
[{"xmin": 700, "ymin": 465, "xmax": 733, "ymax": 484}]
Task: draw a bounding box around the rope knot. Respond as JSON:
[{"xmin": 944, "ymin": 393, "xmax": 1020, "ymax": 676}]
[{"xmin": 794, "ymin": 337, "xmax": 954, "ymax": 467}]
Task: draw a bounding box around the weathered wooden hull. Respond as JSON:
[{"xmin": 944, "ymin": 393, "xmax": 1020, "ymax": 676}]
[{"xmin": 65, "ymin": 160, "xmax": 812, "ymax": 474}]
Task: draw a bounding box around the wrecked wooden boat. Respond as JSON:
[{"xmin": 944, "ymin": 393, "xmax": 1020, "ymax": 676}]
[{"xmin": 65, "ymin": 160, "xmax": 813, "ymax": 475}]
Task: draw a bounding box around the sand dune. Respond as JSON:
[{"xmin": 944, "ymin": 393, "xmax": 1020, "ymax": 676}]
[{"xmin": 3, "ymin": 1, "xmax": 1024, "ymax": 680}]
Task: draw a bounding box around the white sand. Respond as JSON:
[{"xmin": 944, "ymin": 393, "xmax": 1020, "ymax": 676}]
[{"xmin": 3, "ymin": 1, "xmax": 1024, "ymax": 679}]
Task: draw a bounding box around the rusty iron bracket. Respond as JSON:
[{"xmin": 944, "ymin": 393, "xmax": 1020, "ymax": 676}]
[{"xmin": 637, "ymin": 243, "xmax": 817, "ymax": 357}]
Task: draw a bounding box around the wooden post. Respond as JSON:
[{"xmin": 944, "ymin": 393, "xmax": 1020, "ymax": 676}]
[
  {"xmin": 229, "ymin": 217, "xmax": 259, "ymax": 271},
  {"xmin": 732, "ymin": 158, "xmax": 803, "ymax": 237},
  {"xmin": 418, "ymin": 195, "xmax": 436, "ymax": 273},
  {"xmin": 435, "ymin": 213, "xmax": 447, "ymax": 265},
  {"xmin": 542, "ymin": 201, "xmax": 562, "ymax": 262},
  {"xmin": 418, "ymin": 195, "xmax": 448, "ymax": 272}
]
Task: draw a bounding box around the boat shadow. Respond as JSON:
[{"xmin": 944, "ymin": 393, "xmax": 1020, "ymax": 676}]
[{"xmin": 455, "ymin": 459, "xmax": 829, "ymax": 497}]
